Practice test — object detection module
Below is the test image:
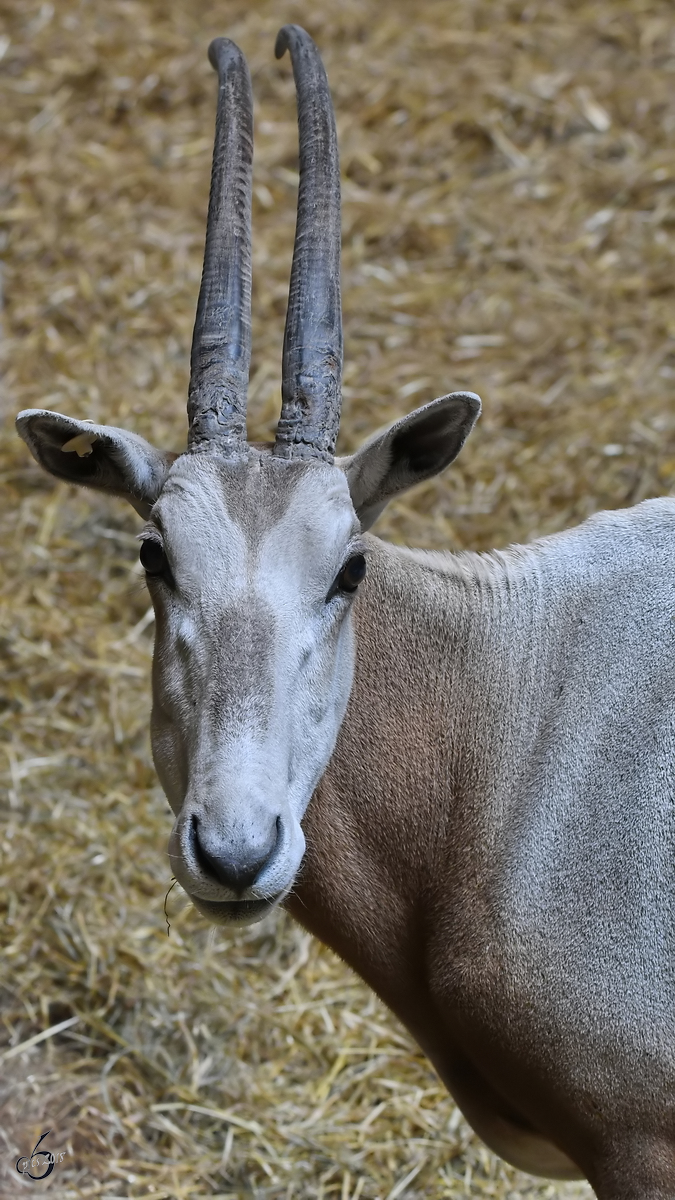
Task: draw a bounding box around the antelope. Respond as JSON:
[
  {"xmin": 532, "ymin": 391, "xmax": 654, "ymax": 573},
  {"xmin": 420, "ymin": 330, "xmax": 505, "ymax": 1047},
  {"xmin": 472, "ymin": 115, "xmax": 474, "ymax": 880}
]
[{"xmin": 16, "ymin": 26, "xmax": 675, "ymax": 1197}]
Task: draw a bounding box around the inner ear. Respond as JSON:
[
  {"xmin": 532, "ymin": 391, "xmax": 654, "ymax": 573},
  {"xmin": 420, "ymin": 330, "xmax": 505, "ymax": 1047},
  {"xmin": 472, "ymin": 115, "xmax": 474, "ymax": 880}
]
[
  {"xmin": 341, "ymin": 391, "xmax": 481, "ymax": 531},
  {"xmin": 16, "ymin": 408, "xmax": 179, "ymax": 515},
  {"xmin": 34, "ymin": 427, "xmax": 119, "ymax": 488},
  {"xmin": 390, "ymin": 402, "xmax": 469, "ymax": 477}
]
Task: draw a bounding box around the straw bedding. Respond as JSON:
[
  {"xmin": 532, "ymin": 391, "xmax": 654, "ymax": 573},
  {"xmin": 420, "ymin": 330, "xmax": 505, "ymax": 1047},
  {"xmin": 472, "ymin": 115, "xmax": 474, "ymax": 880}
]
[{"xmin": 0, "ymin": 0, "xmax": 673, "ymax": 1195}]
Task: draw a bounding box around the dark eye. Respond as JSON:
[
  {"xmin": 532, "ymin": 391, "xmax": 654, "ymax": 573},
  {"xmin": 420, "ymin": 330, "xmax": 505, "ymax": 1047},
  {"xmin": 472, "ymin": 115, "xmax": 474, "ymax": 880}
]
[
  {"xmin": 329, "ymin": 553, "xmax": 366, "ymax": 600},
  {"xmin": 139, "ymin": 539, "xmax": 166, "ymax": 575}
]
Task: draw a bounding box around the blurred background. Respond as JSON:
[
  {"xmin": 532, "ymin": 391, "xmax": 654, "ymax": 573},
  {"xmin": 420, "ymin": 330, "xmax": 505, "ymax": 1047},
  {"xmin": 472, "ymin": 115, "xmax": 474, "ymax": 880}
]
[{"xmin": 0, "ymin": 0, "xmax": 673, "ymax": 1195}]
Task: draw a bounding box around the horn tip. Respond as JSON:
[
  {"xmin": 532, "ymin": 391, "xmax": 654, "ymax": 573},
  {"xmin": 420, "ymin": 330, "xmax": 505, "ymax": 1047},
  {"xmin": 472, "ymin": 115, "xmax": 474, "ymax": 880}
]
[
  {"xmin": 275, "ymin": 24, "xmax": 305, "ymax": 59},
  {"xmin": 208, "ymin": 37, "xmax": 240, "ymax": 75},
  {"xmin": 274, "ymin": 27, "xmax": 290, "ymax": 59}
]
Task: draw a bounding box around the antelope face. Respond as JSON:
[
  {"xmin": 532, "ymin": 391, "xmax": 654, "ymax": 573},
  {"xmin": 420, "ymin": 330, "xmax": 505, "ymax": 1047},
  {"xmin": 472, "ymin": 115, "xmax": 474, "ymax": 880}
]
[
  {"xmin": 146, "ymin": 452, "xmax": 362, "ymax": 922},
  {"xmin": 17, "ymin": 25, "xmax": 480, "ymax": 926}
]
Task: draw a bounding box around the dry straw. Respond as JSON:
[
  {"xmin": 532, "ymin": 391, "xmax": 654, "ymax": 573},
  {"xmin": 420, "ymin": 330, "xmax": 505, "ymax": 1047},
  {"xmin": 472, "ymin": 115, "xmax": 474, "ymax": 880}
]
[{"xmin": 1, "ymin": 0, "xmax": 674, "ymax": 1196}]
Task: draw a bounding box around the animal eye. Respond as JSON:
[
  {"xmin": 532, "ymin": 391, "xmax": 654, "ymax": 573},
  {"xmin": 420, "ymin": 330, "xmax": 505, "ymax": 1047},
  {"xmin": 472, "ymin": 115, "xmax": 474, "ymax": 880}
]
[
  {"xmin": 139, "ymin": 539, "xmax": 166, "ymax": 575},
  {"xmin": 335, "ymin": 553, "xmax": 367, "ymax": 595}
]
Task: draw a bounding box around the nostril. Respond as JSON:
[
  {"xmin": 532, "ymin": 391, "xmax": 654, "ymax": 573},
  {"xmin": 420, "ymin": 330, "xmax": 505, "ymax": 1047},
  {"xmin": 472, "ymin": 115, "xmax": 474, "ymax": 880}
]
[{"xmin": 191, "ymin": 814, "xmax": 279, "ymax": 895}]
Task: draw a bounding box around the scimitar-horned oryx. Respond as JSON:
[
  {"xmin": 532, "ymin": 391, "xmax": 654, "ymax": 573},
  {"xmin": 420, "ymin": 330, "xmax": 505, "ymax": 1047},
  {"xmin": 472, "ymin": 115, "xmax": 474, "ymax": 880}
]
[{"xmin": 16, "ymin": 26, "xmax": 675, "ymax": 1198}]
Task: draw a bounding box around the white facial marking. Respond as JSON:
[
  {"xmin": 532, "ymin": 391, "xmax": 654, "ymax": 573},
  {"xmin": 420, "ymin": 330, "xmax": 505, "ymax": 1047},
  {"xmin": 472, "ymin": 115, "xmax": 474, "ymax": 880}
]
[{"xmin": 146, "ymin": 451, "xmax": 361, "ymax": 924}]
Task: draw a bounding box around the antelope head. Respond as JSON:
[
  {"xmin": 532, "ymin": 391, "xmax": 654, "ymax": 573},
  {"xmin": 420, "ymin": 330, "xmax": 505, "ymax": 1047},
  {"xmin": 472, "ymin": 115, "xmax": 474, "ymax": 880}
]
[{"xmin": 17, "ymin": 27, "xmax": 480, "ymax": 925}]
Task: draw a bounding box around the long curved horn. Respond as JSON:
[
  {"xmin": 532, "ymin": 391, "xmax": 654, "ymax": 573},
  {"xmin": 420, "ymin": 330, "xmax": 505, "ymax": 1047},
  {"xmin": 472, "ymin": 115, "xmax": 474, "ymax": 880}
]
[
  {"xmin": 274, "ymin": 25, "xmax": 342, "ymax": 462},
  {"xmin": 188, "ymin": 38, "xmax": 253, "ymax": 454}
]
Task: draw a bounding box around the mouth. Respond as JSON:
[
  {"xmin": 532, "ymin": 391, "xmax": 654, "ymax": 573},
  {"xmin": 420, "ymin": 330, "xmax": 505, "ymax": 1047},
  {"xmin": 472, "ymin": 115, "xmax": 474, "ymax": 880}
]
[{"xmin": 188, "ymin": 894, "xmax": 277, "ymax": 925}]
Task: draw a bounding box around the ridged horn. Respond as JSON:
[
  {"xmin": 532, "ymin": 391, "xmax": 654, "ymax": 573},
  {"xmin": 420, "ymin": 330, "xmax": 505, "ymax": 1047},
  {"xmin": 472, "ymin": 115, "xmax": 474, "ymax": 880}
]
[
  {"xmin": 188, "ymin": 38, "xmax": 253, "ymax": 454},
  {"xmin": 274, "ymin": 25, "xmax": 343, "ymax": 462}
]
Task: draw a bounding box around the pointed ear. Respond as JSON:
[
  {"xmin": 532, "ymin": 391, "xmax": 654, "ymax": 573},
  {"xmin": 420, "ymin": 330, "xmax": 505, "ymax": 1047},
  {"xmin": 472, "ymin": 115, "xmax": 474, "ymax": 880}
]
[
  {"xmin": 16, "ymin": 409, "xmax": 179, "ymax": 519},
  {"xmin": 340, "ymin": 391, "xmax": 480, "ymax": 530}
]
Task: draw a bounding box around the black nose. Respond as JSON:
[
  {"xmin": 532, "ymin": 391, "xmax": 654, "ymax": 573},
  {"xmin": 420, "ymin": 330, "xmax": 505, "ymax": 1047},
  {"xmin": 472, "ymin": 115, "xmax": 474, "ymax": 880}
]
[{"xmin": 191, "ymin": 815, "xmax": 279, "ymax": 895}]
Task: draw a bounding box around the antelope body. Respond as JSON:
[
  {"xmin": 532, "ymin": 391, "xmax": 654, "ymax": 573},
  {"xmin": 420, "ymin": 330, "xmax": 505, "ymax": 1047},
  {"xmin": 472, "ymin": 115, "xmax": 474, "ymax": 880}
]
[{"xmin": 16, "ymin": 27, "xmax": 675, "ymax": 1198}]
